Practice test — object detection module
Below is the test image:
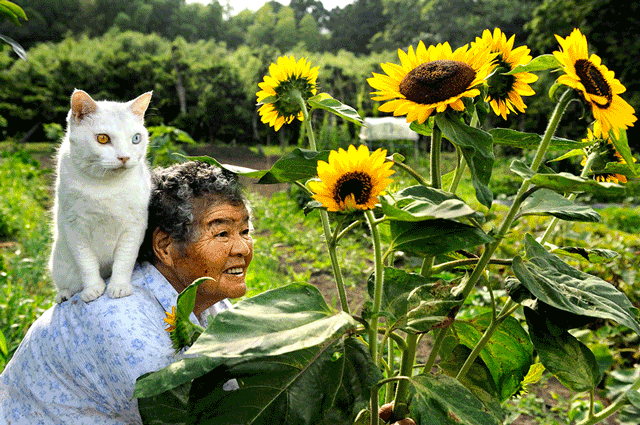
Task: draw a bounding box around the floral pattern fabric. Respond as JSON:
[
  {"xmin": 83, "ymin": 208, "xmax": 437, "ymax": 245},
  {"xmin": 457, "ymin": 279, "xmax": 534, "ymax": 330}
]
[{"xmin": 0, "ymin": 262, "xmax": 231, "ymax": 425}]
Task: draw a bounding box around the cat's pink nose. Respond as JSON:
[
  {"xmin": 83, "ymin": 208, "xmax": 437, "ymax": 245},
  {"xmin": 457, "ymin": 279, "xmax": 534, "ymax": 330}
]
[{"xmin": 118, "ymin": 156, "xmax": 130, "ymax": 164}]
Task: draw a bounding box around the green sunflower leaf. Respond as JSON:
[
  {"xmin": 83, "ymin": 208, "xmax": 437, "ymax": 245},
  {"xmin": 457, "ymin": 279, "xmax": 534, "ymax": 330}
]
[
  {"xmin": 178, "ymin": 149, "xmax": 331, "ymax": 184},
  {"xmin": 503, "ymin": 54, "xmax": 560, "ymax": 75},
  {"xmin": 447, "ymin": 312, "xmax": 534, "ymax": 402},
  {"xmin": 519, "ymin": 188, "xmax": 601, "ymax": 222},
  {"xmin": 435, "ymin": 114, "xmax": 494, "ymax": 208},
  {"xmin": 593, "ymin": 161, "xmax": 640, "ymax": 177},
  {"xmin": 529, "ymin": 172, "xmax": 627, "ymax": 196},
  {"xmin": 551, "ymin": 246, "xmax": 619, "ymax": 264},
  {"xmin": 490, "ymin": 128, "xmax": 589, "ymax": 151},
  {"xmin": 379, "ymin": 185, "xmax": 482, "ymax": 222},
  {"xmin": 550, "ymin": 148, "xmax": 587, "ymax": 162},
  {"xmin": 367, "ymin": 267, "xmax": 463, "ymax": 333},
  {"xmin": 511, "ymin": 234, "xmax": 640, "ymax": 336},
  {"xmin": 134, "ymin": 282, "xmax": 358, "ymax": 398},
  {"xmin": 524, "ymin": 307, "xmax": 601, "ymax": 393},
  {"xmin": 408, "ymin": 374, "xmax": 501, "ymax": 425},
  {"xmin": 608, "ymin": 129, "xmax": 638, "ymax": 176},
  {"xmin": 388, "ymin": 218, "xmax": 493, "ymax": 258},
  {"xmin": 308, "ymin": 93, "xmax": 363, "ymax": 126}
]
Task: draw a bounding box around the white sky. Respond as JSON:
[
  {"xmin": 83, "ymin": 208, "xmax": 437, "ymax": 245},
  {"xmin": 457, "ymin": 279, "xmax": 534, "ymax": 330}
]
[{"xmin": 187, "ymin": 0, "xmax": 357, "ymax": 15}]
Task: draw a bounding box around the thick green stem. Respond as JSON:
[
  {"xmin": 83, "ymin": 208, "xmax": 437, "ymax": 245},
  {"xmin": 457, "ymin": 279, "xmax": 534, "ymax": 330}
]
[
  {"xmin": 539, "ymin": 149, "xmax": 598, "ymax": 245},
  {"xmin": 366, "ymin": 210, "xmax": 384, "ymax": 365},
  {"xmin": 456, "ymin": 88, "xmax": 574, "ymax": 304},
  {"xmin": 449, "ymin": 146, "xmax": 467, "ymax": 194},
  {"xmin": 430, "ymin": 125, "xmax": 443, "ymax": 189},
  {"xmin": 393, "ymin": 333, "xmax": 419, "ymax": 420},
  {"xmin": 299, "ymin": 95, "xmax": 350, "ymax": 313}
]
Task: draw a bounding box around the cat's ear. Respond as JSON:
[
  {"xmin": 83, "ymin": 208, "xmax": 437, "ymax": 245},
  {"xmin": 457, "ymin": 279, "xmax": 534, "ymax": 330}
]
[
  {"xmin": 70, "ymin": 90, "xmax": 98, "ymax": 122},
  {"xmin": 129, "ymin": 91, "xmax": 153, "ymax": 120}
]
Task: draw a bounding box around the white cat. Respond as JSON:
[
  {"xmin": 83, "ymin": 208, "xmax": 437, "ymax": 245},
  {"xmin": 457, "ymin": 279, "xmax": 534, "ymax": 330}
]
[{"xmin": 50, "ymin": 89, "xmax": 153, "ymax": 303}]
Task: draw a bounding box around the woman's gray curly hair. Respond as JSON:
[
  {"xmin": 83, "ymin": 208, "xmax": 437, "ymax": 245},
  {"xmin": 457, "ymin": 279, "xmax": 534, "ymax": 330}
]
[{"xmin": 138, "ymin": 161, "xmax": 247, "ymax": 262}]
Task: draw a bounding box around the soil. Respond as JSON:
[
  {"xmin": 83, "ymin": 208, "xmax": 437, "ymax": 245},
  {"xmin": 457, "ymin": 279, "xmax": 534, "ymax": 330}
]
[{"xmin": 189, "ymin": 144, "xmax": 622, "ymax": 425}]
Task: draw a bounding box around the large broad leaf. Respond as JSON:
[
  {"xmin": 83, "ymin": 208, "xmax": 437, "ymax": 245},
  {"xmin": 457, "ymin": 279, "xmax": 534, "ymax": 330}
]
[
  {"xmin": 438, "ymin": 344, "xmax": 504, "ymax": 420},
  {"xmin": 409, "ymin": 374, "xmax": 501, "ymax": 425},
  {"xmin": 504, "ymin": 54, "xmax": 560, "ymax": 75},
  {"xmin": 435, "ymin": 114, "xmax": 494, "ymax": 208},
  {"xmin": 138, "ymin": 383, "xmax": 190, "ymax": 425},
  {"xmin": 449, "ymin": 313, "xmax": 533, "ymax": 401},
  {"xmin": 529, "ymin": 172, "xmax": 627, "ymax": 197},
  {"xmin": 410, "ymin": 118, "xmax": 435, "ymax": 136},
  {"xmin": 134, "ymin": 283, "xmax": 358, "ymax": 398},
  {"xmin": 141, "ymin": 337, "xmax": 380, "ymax": 425},
  {"xmin": 524, "ymin": 308, "xmax": 601, "ymax": 392},
  {"xmin": 519, "ymin": 188, "xmax": 601, "ymax": 222},
  {"xmin": 308, "ymin": 93, "xmax": 363, "ymax": 126},
  {"xmin": 389, "ymin": 219, "xmax": 493, "ymax": 258},
  {"xmin": 367, "ymin": 267, "xmax": 463, "ymax": 333},
  {"xmin": 181, "ymin": 149, "xmax": 331, "ymax": 184},
  {"xmin": 511, "ymin": 234, "xmax": 640, "ymax": 335},
  {"xmin": 380, "ymin": 185, "xmax": 481, "ymax": 222},
  {"xmin": 490, "ymin": 128, "xmax": 589, "ymax": 151}
]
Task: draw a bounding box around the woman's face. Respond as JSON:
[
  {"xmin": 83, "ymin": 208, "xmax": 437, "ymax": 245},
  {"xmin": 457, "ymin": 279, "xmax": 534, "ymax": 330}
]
[{"xmin": 168, "ymin": 200, "xmax": 253, "ymax": 313}]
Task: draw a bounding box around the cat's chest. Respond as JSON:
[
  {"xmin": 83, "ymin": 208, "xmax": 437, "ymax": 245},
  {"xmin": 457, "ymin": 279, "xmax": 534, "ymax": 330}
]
[{"xmin": 57, "ymin": 167, "xmax": 150, "ymax": 222}]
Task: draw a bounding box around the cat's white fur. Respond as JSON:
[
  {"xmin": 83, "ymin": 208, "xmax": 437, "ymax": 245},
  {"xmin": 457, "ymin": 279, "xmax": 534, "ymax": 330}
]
[{"xmin": 50, "ymin": 90, "xmax": 153, "ymax": 303}]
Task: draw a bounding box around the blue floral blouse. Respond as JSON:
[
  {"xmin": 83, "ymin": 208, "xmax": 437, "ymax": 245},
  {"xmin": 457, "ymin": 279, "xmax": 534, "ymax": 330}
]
[{"xmin": 0, "ymin": 262, "xmax": 231, "ymax": 425}]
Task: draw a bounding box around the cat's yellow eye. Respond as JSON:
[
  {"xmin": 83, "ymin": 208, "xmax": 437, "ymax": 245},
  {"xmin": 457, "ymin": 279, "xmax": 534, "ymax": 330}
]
[{"xmin": 96, "ymin": 134, "xmax": 110, "ymax": 145}]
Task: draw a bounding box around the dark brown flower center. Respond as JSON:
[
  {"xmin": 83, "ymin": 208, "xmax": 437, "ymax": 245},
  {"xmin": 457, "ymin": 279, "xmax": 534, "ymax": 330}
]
[
  {"xmin": 574, "ymin": 59, "xmax": 612, "ymax": 108},
  {"xmin": 334, "ymin": 172, "xmax": 373, "ymax": 205},
  {"xmin": 399, "ymin": 60, "xmax": 477, "ymax": 105}
]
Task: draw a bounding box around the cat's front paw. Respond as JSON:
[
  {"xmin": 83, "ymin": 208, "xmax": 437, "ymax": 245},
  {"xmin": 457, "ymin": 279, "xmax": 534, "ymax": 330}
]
[
  {"xmin": 81, "ymin": 282, "xmax": 106, "ymax": 302},
  {"xmin": 55, "ymin": 289, "xmax": 73, "ymax": 304},
  {"xmin": 107, "ymin": 280, "xmax": 134, "ymax": 299}
]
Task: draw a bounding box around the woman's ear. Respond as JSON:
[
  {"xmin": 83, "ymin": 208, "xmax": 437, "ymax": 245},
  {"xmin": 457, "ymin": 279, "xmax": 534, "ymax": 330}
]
[{"xmin": 152, "ymin": 228, "xmax": 174, "ymax": 268}]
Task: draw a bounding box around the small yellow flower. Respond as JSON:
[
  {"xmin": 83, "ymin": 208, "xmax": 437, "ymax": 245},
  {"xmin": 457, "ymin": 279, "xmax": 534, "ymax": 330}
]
[
  {"xmin": 256, "ymin": 55, "xmax": 319, "ymax": 131},
  {"xmin": 367, "ymin": 41, "xmax": 494, "ymax": 124},
  {"xmin": 164, "ymin": 306, "xmax": 177, "ymax": 332},
  {"xmin": 473, "ymin": 28, "xmax": 538, "ymax": 119},
  {"xmin": 553, "ymin": 28, "xmax": 636, "ymax": 138},
  {"xmin": 308, "ymin": 145, "xmax": 394, "ymax": 212}
]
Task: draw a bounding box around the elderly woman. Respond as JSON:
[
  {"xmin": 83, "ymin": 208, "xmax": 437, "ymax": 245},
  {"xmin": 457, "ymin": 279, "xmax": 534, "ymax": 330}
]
[{"xmin": 0, "ymin": 161, "xmax": 253, "ymax": 424}]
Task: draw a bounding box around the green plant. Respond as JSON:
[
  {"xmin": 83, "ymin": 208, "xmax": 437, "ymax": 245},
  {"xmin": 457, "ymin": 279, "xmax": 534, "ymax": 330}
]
[{"xmin": 134, "ymin": 30, "xmax": 640, "ymax": 425}]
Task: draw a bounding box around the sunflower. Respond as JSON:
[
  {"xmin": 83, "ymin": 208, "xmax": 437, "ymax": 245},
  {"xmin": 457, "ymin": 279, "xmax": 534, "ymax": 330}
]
[
  {"xmin": 164, "ymin": 306, "xmax": 177, "ymax": 332},
  {"xmin": 309, "ymin": 145, "xmax": 394, "ymax": 212},
  {"xmin": 256, "ymin": 55, "xmax": 319, "ymax": 131},
  {"xmin": 367, "ymin": 41, "xmax": 494, "ymax": 124},
  {"xmin": 473, "ymin": 28, "xmax": 538, "ymax": 120},
  {"xmin": 581, "ymin": 129, "xmax": 636, "ymax": 184},
  {"xmin": 553, "ymin": 28, "xmax": 636, "ymax": 138}
]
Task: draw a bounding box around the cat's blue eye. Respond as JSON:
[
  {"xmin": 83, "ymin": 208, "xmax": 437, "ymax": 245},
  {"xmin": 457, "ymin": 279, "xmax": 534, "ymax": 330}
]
[{"xmin": 132, "ymin": 133, "xmax": 141, "ymax": 144}]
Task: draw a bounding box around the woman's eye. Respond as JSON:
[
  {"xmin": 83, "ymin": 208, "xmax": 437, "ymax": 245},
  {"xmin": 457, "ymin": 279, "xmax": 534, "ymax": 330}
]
[
  {"xmin": 132, "ymin": 133, "xmax": 141, "ymax": 144},
  {"xmin": 96, "ymin": 134, "xmax": 110, "ymax": 144}
]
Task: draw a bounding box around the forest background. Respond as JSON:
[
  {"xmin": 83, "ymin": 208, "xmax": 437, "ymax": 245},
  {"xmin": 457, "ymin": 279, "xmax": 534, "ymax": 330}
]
[{"xmin": 0, "ymin": 0, "xmax": 639, "ymax": 152}]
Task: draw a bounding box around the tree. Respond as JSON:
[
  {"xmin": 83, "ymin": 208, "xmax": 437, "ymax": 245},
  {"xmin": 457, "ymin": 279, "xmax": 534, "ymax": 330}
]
[
  {"xmin": 247, "ymin": 3, "xmax": 276, "ymax": 48},
  {"xmin": 298, "ymin": 13, "xmax": 323, "ymax": 51},
  {"xmin": 273, "ymin": 6, "xmax": 297, "ymax": 51},
  {"xmin": 326, "ymin": 0, "xmax": 387, "ymax": 54}
]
